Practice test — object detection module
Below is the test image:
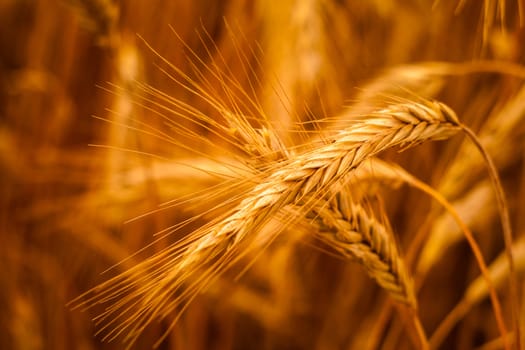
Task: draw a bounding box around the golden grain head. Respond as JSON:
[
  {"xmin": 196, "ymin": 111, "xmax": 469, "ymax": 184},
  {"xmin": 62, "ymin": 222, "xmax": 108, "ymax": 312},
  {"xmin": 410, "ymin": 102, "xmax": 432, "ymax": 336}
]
[{"xmin": 2, "ymin": 1, "xmax": 525, "ymax": 349}]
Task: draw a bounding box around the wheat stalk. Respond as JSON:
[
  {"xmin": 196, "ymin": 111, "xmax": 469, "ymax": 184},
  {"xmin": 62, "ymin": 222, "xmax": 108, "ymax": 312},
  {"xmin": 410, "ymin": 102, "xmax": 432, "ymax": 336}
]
[
  {"xmin": 439, "ymin": 85, "xmax": 525, "ymax": 200},
  {"xmin": 430, "ymin": 235, "xmax": 525, "ymax": 349},
  {"xmin": 418, "ymin": 180, "xmax": 495, "ymax": 276}
]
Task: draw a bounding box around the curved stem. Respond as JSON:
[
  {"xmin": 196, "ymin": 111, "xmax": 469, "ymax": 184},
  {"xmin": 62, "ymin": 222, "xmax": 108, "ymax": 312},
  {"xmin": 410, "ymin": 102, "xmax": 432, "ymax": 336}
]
[
  {"xmin": 429, "ymin": 299, "xmax": 470, "ymax": 349},
  {"xmin": 461, "ymin": 124, "xmax": 520, "ymax": 349},
  {"xmin": 412, "ymin": 310, "xmax": 430, "ymax": 350},
  {"xmin": 400, "ymin": 171, "xmax": 510, "ymax": 350}
]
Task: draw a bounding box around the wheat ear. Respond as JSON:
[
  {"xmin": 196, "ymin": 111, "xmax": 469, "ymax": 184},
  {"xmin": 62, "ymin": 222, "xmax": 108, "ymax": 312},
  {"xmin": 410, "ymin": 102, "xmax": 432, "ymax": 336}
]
[
  {"xmin": 310, "ymin": 193, "xmax": 416, "ymax": 307},
  {"xmin": 383, "ymin": 161, "xmax": 511, "ymax": 349},
  {"xmin": 228, "ymin": 111, "xmax": 416, "ymax": 307},
  {"xmin": 218, "ymin": 100, "xmax": 460, "ymax": 249},
  {"xmin": 327, "ymin": 157, "xmax": 511, "ymax": 350},
  {"xmin": 167, "ymin": 100, "xmax": 458, "ymax": 340},
  {"xmin": 225, "ymin": 100, "xmax": 445, "ymax": 308},
  {"xmin": 72, "ymin": 100, "xmax": 459, "ymax": 347}
]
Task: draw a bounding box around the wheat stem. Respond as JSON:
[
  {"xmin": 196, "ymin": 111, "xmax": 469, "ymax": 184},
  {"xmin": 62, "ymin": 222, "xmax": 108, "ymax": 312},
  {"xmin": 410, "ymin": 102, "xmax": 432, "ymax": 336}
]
[
  {"xmin": 460, "ymin": 124, "xmax": 520, "ymax": 350},
  {"xmin": 400, "ymin": 169, "xmax": 510, "ymax": 350}
]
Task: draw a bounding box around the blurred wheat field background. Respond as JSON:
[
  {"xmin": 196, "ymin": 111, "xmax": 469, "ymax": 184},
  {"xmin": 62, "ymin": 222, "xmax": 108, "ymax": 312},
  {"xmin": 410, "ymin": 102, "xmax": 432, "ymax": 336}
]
[{"xmin": 1, "ymin": 0, "xmax": 525, "ymax": 349}]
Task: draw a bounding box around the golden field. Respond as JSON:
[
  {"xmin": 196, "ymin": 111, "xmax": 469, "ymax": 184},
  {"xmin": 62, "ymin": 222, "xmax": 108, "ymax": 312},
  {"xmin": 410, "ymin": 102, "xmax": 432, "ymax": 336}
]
[{"xmin": 1, "ymin": 1, "xmax": 525, "ymax": 349}]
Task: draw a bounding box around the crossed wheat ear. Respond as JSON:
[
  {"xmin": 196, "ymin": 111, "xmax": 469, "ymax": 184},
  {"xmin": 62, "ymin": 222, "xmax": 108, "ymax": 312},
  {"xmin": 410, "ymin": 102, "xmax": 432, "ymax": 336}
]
[
  {"xmin": 70, "ymin": 13, "xmax": 525, "ymax": 337},
  {"xmin": 71, "ymin": 99, "xmax": 475, "ymax": 346}
]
